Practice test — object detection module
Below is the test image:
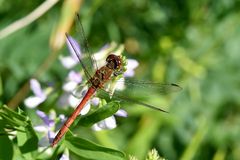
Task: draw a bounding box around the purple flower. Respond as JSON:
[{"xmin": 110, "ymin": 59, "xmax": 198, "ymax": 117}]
[
  {"xmin": 66, "ymin": 35, "xmax": 82, "ymax": 57},
  {"xmin": 59, "ymin": 35, "xmax": 81, "ymax": 69},
  {"xmin": 24, "ymin": 79, "xmax": 52, "ymax": 108},
  {"xmin": 115, "ymin": 109, "xmax": 128, "ymax": 117},
  {"xmin": 124, "ymin": 59, "xmax": 139, "ymax": 77},
  {"xmin": 91, "ymin": 97, "xmax": 100, "ymax": 106},
  {"xmin": 62, "ymin": 70, "xmax": 82, "ymax": 92},
  {"xmin": 34, "ymin": 110, "xmax": 58, "ymax": 146},
  {"xmin": 36, "ymin": 110, "xmax": 55, "ymax": 128},
  {"xmin": 60, "ymin": 70, "xmax": 91, "ymax": 115},
  {"xmin": 55, "ymin": 68, "xmax": 90, "ymax": 115}
]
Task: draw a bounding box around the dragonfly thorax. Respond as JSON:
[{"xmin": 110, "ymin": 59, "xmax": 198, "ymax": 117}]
[{"xmin": 90, "ymin": 66, "xmax": 114, "ymax": 89}]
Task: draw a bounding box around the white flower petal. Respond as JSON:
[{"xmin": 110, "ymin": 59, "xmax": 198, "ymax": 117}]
[
  {"xmin": 124, "ymin": 70, "xmax": 135, "ymax": 77},
  {"xmin": 92, "ymin": 123, "xmax": 103, "ymax": 131},
  {"xmin": 68, "ymin": 94, "xmax": 81, "ymax": 107},
  {"xmin": 60, "ymin": 154, "xmax": 70, "ymax": 160},
  {"xmin": 68, "ymin": 71, "xmax": 82, "ymax": 83},
  {"xmin": 91, "ymin": 97, "xmax": 100, "ymax": 106},
  {"xmin": 115, "ymin": 77, "xmax": 125, "ymax": 91},
  {"xmin": 63, "ymin": 81, "xmax": 78, "ymax": 92},
  {"xmin": 80, "ymin": 102, "xmax": 91, "ymax": 115},
  {"xmin": 103, "ymin": 116, "xmax": 117, "ymax": 129},
  {"xmin": 34, "ymin": 125, "xmax": 48, "ymax": 133},
  {"xmin": 24, "ymin": 96, "xmax": 45, "ymax": 108},
  {"xmin": 68, "ymin": 95, "xmax": 91, "ymax": 115},
  {"xmin": 124, "ymin": 59, "xmax": 139, "ymax": 77},
  {"xmin": 127, "ymin": 59, "xmax": 139, "ymax": 69},
  {"xmin": 59, "ymin": 114, "xmax": 66, "ymax": 122},
  {"xmin": 59, "ymin": 56, "xmax": 78, "ymax": 69},
  {"xmin": 48, "ymin": 131, "xmax": 55, "ymax": 143},
  {"xmin": 115, "ymin": 109, "xmax": 128, "ymax": 117},
  {"xmin": 93, "ymin": 116, "xmax": 117, "ymax": 131}
]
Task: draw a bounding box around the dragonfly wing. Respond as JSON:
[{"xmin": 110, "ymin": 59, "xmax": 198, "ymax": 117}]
[
  {"xmin": 115, "ymin": 79, "xmax": 182, "ymax": 94},
  {"xmin": 66, "ymin": 34, "xmax": 93, "ymax": 80},
  {"xmin": 71, "ymin": 83, "xmax": 89, "ymax": 99},
  {"xmin": 74, "ymin": 14, "xmax": 98, "ymax": 73},
  {"xmin": 95, "ymin": 79, "xmax": 182, "ymax": 112},
  {"xmin": 96, "ymin": 88, "xmax": 169, "ymax": 113}
]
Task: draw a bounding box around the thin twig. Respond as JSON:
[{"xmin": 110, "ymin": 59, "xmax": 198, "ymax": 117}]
[{"xmin": 0, "ymin": 0, "xmax": 59, "ymax": 39}]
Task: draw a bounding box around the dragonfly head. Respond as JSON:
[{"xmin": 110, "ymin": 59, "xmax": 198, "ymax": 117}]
[{"xmin": 106, "ymin": 54, "xmax": 122, "ymax": 70}]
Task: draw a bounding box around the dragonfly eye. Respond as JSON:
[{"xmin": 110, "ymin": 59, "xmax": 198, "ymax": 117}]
[{"xmin": 106, "ymin": 54, "xmax": 122, "ymax": 70}]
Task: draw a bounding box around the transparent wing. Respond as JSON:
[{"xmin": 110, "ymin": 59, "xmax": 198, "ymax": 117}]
[
  {"xmin": 96, "ymin": 80, "xmax": 181, "ymax": 112},
  {"xmin": 116, "ymin": 79, "xmax": 182, "ymax": 94},
  {"xmin": 74, "ymin": 13, "xmax": 98, "ymax": 74},
  {"xmin": 97, "ymin": 88, "xmax": 169, "ymax": 113},
  {"xmin": 71, "ymin": 82, "xmax": 89, "ymax": 99},
  {"xmin": 65, "ymin": 34, "xmax": 93, "ymax": 80}
]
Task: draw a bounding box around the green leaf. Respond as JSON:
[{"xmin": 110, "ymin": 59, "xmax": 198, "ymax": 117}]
[
  {"xmin": 0, "ymin": 122, "xmax": 13, "ymax": 160},
  {"xmin": 65, "ymin": 134, "xmax": 126, "ymax": 160},
  {"xmin": 17, "ymin": 125, "xmax": 38, "ymax": 157},
  {"xmin": 77, "ymin": 101, "xmax": 120, "ymax": 127},
  {"xmin": 0, "ymin": 105, "xmax": 28, "ymax": 128},
  {"xmin": 0, "ymin": 105, "xmax": 38, "ymax": 159}
]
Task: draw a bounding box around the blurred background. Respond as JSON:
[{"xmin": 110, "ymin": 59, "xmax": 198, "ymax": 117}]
[{"xmin": 0, "ymin": 0, "xmax": 240, "ymax": 159}]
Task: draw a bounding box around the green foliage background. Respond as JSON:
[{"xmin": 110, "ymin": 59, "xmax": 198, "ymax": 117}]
[{"xmin": 0, "ymin": 0, "xmax": 240, "ymax": 159}]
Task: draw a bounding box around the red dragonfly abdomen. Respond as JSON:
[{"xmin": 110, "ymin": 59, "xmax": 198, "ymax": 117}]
[{"xmin": 51, "ymin": 87, "xmax": 96, "ymax": 147}]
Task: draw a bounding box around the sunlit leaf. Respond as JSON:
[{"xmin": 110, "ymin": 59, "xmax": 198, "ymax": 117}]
[
  {"xmin": 77, "ymin": 101, "xmax": 120, "ymax": 127},
  {"xmin": 65, "ymin": 134, "xmax": 126, "ymax": 160}
]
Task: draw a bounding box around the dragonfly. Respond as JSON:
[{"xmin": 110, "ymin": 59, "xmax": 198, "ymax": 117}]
[{"xmin": 51, "ymin": 14, "xmax": 181, "ymax": 147}]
